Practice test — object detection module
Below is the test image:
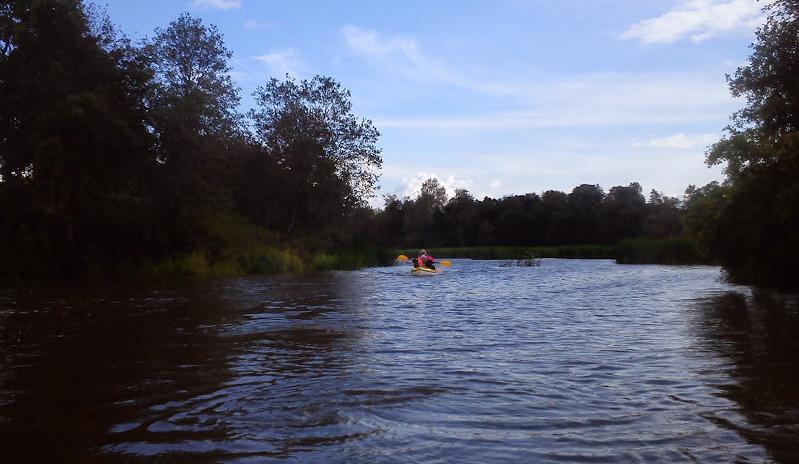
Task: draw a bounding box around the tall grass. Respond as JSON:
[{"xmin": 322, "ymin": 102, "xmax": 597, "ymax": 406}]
[
  {"xmin": 145, "ymin": 246, "xmax": 390, "ymax": 278},
  {"xmin": 613, "ymin": 237, "xmax": 705, "ymax": 264},
  {"xmin": 142, "ymin": 213, "xmax": 389, "ymax": 278}
]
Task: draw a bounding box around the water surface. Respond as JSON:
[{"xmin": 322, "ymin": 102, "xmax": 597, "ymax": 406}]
[{"xmin": 1, "ymin": 259, "xmax": 798, "ymax": 462}]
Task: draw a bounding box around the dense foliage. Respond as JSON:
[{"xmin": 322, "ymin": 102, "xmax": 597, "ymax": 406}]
[
  {"xmin": 0, "ymin": 1, "xmax": 381, "ymax": 276},
  {"xmin": 684, "ymin": 0, "xmax": 799, "ymax": 288},
  {"xmin": 376, "ymin": 179, "xmax": 685, "ymax": 250}
]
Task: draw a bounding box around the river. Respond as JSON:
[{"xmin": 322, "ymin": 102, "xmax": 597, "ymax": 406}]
[{"xmin": 1, "ymin": 259, "xmax": 798, "ymax": 463}]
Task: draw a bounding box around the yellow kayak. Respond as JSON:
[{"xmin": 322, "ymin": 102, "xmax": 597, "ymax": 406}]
[{"xmin": 411, "ymin": 266, "xmax": 439, "ymax": 275}]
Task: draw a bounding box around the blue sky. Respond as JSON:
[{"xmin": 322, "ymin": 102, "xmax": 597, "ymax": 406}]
[{"xmin": 103, "ymin": 0, "xmax": 764, "ymax": 204}]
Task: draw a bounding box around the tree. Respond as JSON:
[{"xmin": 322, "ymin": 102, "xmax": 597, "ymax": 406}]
[
  {"xmin": 419, "ymin": 177, "xmax": 447, "ymax": 210},
  {"xmin": 441, "ymin": 189, "xmax": 479, "ymax": 246},
  {"xmin": 597, "ymin": 183, "xmax": 645, "ymax": 245},
  {"xmin": 401, "ymin": 178, "xmax": 447, "ymax": 246},
  {"xmin": 566, "ymin": 184, "xmax": 604, "ymax": 244},
  {"xmin": 643, "ymin": 190, "xmax": 682, "ymax": 238},
  {"xmin": 146, "ymin": 12, "xmax": 240, "ymax": 140},
  {"xmin": 249, "ymin": 75, "xmax": 382, "ymax": 240},
  {"xmin": 725, "ymin": 0, "xmax": 799, "ymax": 140},
  {"xmin": 541, "ymin": 190, "xmax": 569, "ymax": 245},
  {"xmin": 689, "ymin": 0, "xmax": 799, "ymax": 287},
  {"xmin": 376, "ymin": 194, "xmax": 406, "ymax": 247},
  {"xmin": 251, "ymin": 75, "xmax": 381, "ymax": 204},
  {"xmin": 145, "ymin": 12, "xmax": 243, "ymax": 250},
  {"xmin": 0, "ymin": 0, "xmax": 157, "ymax": 274}
]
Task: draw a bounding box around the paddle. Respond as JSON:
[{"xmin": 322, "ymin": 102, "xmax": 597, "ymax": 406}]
[{"xmin": 395, "ymin": 255, "xmax": 451, "ymax": 267}]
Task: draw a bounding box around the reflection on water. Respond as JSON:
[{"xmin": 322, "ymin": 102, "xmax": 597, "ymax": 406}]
[
  {"xmin": 0, "ymin": 260, "xmax": 798, "ymax": 463},
  {"xmin": 693, "ymin": 291, "xmax": 799, "ymax": 462}
]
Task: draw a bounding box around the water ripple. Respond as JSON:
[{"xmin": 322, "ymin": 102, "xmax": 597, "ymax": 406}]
[{"xmin": 1, "ymin": 260, "xmax": 798, "ymax": 462}]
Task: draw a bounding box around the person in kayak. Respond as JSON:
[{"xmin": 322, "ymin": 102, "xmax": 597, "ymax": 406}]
[{"xmin": 415, "ymin": 249, "xmax": 436, "ymax": 270}]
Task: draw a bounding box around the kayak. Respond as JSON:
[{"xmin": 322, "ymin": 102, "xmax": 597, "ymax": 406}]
[{"xmin": 411, "ymin": 266, "xmax": 439, "ymax": 275}]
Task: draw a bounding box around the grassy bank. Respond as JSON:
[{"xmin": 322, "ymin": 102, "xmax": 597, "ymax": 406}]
[
  {"xmin": 397, "ymin": 238, "xmax": 708, "ymax": 265},
  {"xmin": 140, "ymin": 212, "xmax": 391, "ymax": 278},
  {"xmin": 145, "ymin": 246, "xmax": 389, "ymax": 278},
  {"xmin": 613, "ymin": 237, "xmax": 705, "ymax": 265}
]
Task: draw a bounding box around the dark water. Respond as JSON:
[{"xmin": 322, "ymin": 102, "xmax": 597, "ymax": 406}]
[{"xmin": 1, "ymin": 260, "xmax": 798, "ymax": 463}]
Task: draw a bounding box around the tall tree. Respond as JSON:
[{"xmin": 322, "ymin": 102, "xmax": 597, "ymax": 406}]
[
  {"xmin": 146, "ymin": 12, "xmax": 242, "ymax": 249},
  {"xmin": 0, "ymin": 0, "xmax": 156, "ymax": 274},
  {"xmin": 597, "ymin": 183, "xmax": 645, "ymax": 245},
  {"xmin": 147, "ymin": 12, "xmax": 239, "ymax": 140},
  {"xmin": 401, "ymin": 178, "xmax": 447, "ymax": 246},
  {"xmin": 566, "ymin": 184, "xmax": 604, "ymax": 244},
  {"xmin": 251, "ymin": 76, "xmax": 381, "ymax": 200},
  {"xmin": 250, "ymin": 75, "xmax": 382, "ymax": 240},
  {"xmin": 441, "ymin": 189, "xmax": 479, "ymax": 247},
  {"xmin": 690, "ymin": 0, "xmax": 799, "ymax": 287}
]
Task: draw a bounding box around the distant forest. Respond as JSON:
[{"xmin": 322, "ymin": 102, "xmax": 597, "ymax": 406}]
[
  {"xmin": 378, "ymin": 180, "xmax": 684, "ymax": 249},
  {"xmin": 1, "ymin": 0, "xmax": 797, "ymax": 288}
]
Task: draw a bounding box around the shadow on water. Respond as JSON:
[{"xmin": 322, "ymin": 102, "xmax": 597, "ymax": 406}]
[
  {"xmin": 693, "ymin": 290, "xmax": 799, "ymax": 463},
  {"xmin": 0, "ymin": 274, "xmax": 370, "ymax": 463},
  {"xmin": 0, "ymin": 281, "xmax": 243, "ymax": 463}
]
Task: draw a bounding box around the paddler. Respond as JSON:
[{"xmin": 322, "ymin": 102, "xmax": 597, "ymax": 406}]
[{"xmin": 415, "ymin": 249, "xmax": 436, "ymax": 270}]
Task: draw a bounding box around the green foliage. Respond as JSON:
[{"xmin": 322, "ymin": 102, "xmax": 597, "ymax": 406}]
[
  {"xmin": 309, "ymin": 253, "xmax": 339, "ymax": 271},
  {"xmin": 683, "ymin": 1, "xmax": 799, "ymax": 288},
  {"xmin": 146, "ymin": 12, "xmax": 240, "ymax": 138},
  {"xmin": 327, "ymin": 248, "xmax": 391, "ymax": 269},
  {"xmin": 144, "ymin": 246, "xmax": 389, "ymax": 277},
  {"xmin": 249, "ymin": 75, "xmax": 382, "ymax": 235},
  {"xmin": 235, "ymin": 246, "xmax": 304, "ymax": 274},
  {"xmin": 614, "ymin": 238, "xmax": 703, "ymax": 265},
  {"xmin": 0, "ymin": 4, "xmax": 384, "ymax": 278},
  {"xmin": 379, "ymin": 181, "xmax": 678, "ymax": 250},
  {"xmin": 0, "ymin": 0, "xmax": 158, "ymax": 275},
  {"xmin": 148, "ymin": 251, "xmax": 212, "ymax": 278}
]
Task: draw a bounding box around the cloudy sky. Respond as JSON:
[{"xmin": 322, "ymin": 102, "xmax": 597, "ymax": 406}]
[{"xmin": 103, "ymin": 0, "xmax": 765, "ymax": 203}]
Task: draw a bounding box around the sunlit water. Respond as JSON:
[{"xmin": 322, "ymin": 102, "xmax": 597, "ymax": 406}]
[{"xmin": 1, "ymin": 259, "xmax": 798, "ymax": 463}]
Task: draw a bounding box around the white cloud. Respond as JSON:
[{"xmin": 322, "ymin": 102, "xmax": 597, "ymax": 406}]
[
  {"xmin": 244, "ymin": 19, "xmax": 277, "ymax": 30},
  {"xmin": 489, "ymin": 179, "xmax": 503, "ymax": 190},
  {"xmin": 620, "ymin": 0, "xmax": 765, "ymax": 44},
  {"xmin": 374, "ymin": 73, "xmax": 734, "ymax": 130},
  {"xmin": 253, "ymin": 49, "xmax": 301, "ymax": 77},
  {"xmin": 341, "ymin": 25, "xmax": 452, "ymax": 83},
  {"xmin": 340, "ymin": 25, "xmax": 530, "ymax": 98},
  {"xmin": 342, "ymin": 26, "xmax": 737, "ymax": 131},
  {"xmin": 191, "ymin": 0, "xmax": 242, "ymax": 10},
  {"xmin": 341, "ymin": 25, "xmax": 417, "ymax": 58},
  {"xmin": 633, "ymin": 132, "xmax": 719, "ymax": 150}
]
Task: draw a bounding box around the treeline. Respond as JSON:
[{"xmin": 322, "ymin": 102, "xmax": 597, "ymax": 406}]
[
  {"xmin": 374, "ymin": 180, "xmax": 685, "ymax": 249},
  {"xmin": 0, "ymin": 1, "xmax": 382, "ymax": 277}
]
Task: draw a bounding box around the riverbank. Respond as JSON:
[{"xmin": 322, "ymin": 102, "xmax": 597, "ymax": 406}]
[
  {"xmin": 145, "ymin": 246, "xmax": 390, "ymax": 278},
  {"xmin": 397, "ymin": 237, "xmax": 706, "ymax": 265}
]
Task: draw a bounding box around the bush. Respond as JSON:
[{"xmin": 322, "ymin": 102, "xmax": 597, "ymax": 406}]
[{"xmin": 614, "ymin": 237, "xmax": 705, "ymax": 265}]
